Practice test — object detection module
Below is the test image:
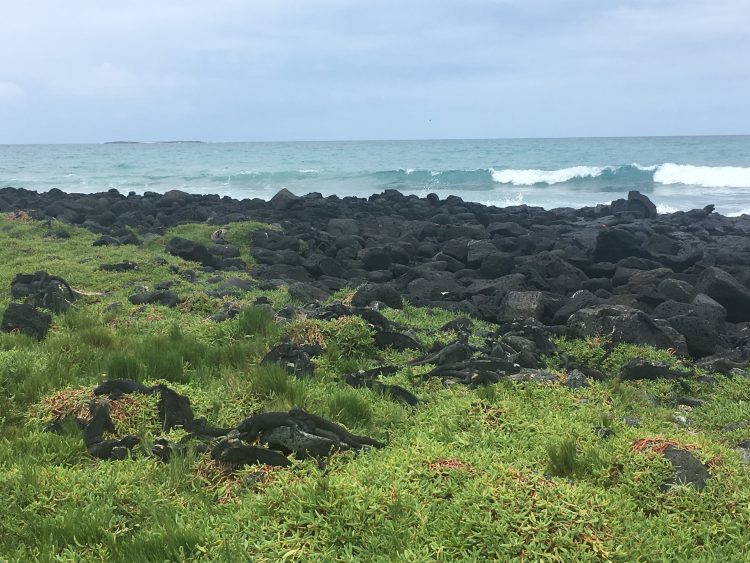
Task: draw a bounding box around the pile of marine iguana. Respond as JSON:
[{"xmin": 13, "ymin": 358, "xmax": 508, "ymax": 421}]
[
  {"xmin": 1, "ymin": 271, "xmax": 78, "ymax": 340},
  {"xmin": 269, "ymin": 299, "xmax": 720, "ymax": 391},
  {"xmin": 266, "ymin": 299, "xmax": 570, "ymax": 389},
  {"xmin": 48, "ymin": 378, "xmax": 384, "ymax": 466}
]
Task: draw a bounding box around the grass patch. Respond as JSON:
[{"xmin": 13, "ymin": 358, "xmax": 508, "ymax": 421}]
[
  {"xmin": 2, "ymin": 216, "xmax": 750, "ymax": 561},
  {"xmin": 325, "ymin": 388, "xmax": 374, "ymax": 429},
  {"xmin": 546, "ymin": 436, "xmax": 578, "ymax": 477},
  {"xmin": 235, "ymin": 305, "xmax": 279, "ymax": 339},
  {"xmin": 248, "ymin": 363, "xmax": 308, "ymax": 408},
  {"xmin": 106, "ymin": 353, "xmax": 145, "ymax": 381}
]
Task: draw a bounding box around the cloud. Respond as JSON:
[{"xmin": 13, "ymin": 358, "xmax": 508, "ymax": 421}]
[
  {"xmin": 47, "ymin": 63, "xmax": 185, "ymax": 100},
  {"xmin": 0, "ymin": 0, "xmax": 748, "ymax": 141},
  {"xmin": 0, "ymin": 81, "xmax": 23, "ymax": 99}
]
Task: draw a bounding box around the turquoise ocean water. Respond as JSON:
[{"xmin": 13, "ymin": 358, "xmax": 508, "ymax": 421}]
[{"xmin": 2, "ymin": 136, "xmax": 750, "ymax": 215}]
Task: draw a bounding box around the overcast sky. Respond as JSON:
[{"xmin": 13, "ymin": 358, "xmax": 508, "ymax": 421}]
[{"xmin": 0, "ymin": 0, "xmax": 747, "ymax": 143}]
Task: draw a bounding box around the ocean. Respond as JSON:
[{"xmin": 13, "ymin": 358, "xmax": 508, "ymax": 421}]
[{"xmin": 2, "ymin": 136, "xmax": 750, "ymax": 215}]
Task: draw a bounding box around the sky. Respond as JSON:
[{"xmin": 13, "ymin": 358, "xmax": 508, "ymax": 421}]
[{"xmin": 0, "ymin": 0, "xmax": 748, "ymax": 143}]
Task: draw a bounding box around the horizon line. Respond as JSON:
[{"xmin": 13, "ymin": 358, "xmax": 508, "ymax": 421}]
[{"xmin": 1, "ymin": 133, "xmax": 750, "ymax": 146}]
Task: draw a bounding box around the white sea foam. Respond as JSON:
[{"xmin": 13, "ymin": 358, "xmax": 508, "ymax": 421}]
[
  {"xmin": 490, "ymin": 162, "xmax": 750, "ymax": 189},
  {"xmin": 490, "ymin": 166, "xmax": 608, "ymax": 185},
  {"xmin": 656, "ymin": 204, "xmax": 680, "ymax": 214},
  {"xmin": 653, "ymin": 163, "xmax": 750, "ymax": 188},
  {"xmin": 479, "ymin": 193, "xmax": 525, "ymax": 207}
]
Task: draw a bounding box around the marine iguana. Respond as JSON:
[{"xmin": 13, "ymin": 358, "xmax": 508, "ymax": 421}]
[
  {"xmin": 289, "ymin": 408, "xmax": 384, "ymax": 449},
  {"xmin": 409, "ymin": 333, "xmax": 475, "ymax": 366},
  {"xmin": 83, "ymin": 400, "xmax": 141, "ymax": 460},
  {"xmin": 236, "ymin": 411, "xmax": 300, "ymax": 442},
  {"xmin": 94, "ymin": 378, "xmax": 153, "ymax": 399},
  {"xmin": 343, "ymin": 366, "xmax": 419, "ymax": 406},
  {"xmin": 152, "ymin": 384, "xmax": 229, "ymax": 437},
  {"xmin": 210, "ymin": 438, "xmax": 292, "ymax": 467}
]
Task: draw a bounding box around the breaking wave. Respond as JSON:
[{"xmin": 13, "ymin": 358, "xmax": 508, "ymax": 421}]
[
  {"xmin": 490, "ymin": 166, "xmax": 611, "ymax": 185},
  {"xmin": 10, "ymin": 163, "xmax": 750, "ymax": 205},
  {"xmin": 653, "ymin": 163, "xmax": 750, "ymax": 188},
  {"xmin": 489, "ymin": 163, "xmax": 750, "ymax": 189}
]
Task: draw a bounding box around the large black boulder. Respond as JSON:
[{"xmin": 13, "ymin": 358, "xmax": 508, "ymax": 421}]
[
  {"xmin": 269, "ymin": 188, "xmax": 300, "ymax": 210},
  {"xmin": 466, "ymin": 240, "xmax": 498, "ymax": 268},
  {"xmin": 209, "ymin": 244, "xmax": 241, "ymax": 258},
  {"xmin": 551, "ymin": 290, "xmax": 600, "ymax": 325},
  {"xmin": 351, "ymin": 284, "xmax": 403, "ymax": 309},
  {"xmin": 498, "ymin": 291, "xmax": 544, "ymax": 322},
  {"xmin": 360, "ymin": 247, "xmax": 392, "ymax": 271},
  {"xmin": 1, "ymin": 303, "xmax": 52, "ymax": 340},
  {"xmin": 593, "ymin": 227, "xmax": 648, "ymax": 263},
  {"xmin": 480, "ymin": 253, "xmax": 514, "ymax": 278},
  {"xmin": 328, "ymin": 218, "xmax": 359, "ymax": 237},
  {"xmin": 303, "ymin": 254, "xmax": 345, "ymax": 278},
  {"xmin": 406, "ymin": 273, "xmax": 466, "ymax": 303},
  {"xmin": 166, "ymin": 237, "xmax": 223, "ymax": 269},
  {"xmin": 691, "ymin": 293, "xmax": 727, "ymax": 326},
  {"xmin": 568, "ymin": 305, "xmax": 688, "ymax": 355},
  {"xmin": 696, "ymin": 267, "xmax": 750, "ymax": 322},
  {"xmin": 288, "ymin": 282, "xmax": 331, "ymax": 304},
  {"xmin": 657, "ymin": 278, "xmax": 695, "ymax": 303},
  {"xmin": 668, "ymin": 315, "xmax": 719, "ymax": 358},
  {"xmin": 609, "ymin": 191, "xmax": 658, "ymax": 219},
  {"xmin": 653, "ymin": 294, "xmax": 726, "ymax": 357}
]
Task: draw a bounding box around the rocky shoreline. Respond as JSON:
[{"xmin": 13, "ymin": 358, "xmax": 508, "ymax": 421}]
[
  {"xmin": 2, "ymin": 186, "xmax": 750, "ymax": 364},
  {"xmin": 5, "ymin": 185, "xmax": 750, "ymax": 557}
]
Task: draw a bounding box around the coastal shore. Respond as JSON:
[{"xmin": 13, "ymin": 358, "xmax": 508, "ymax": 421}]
[
  {"xmin": 1, "ymin": 185, "xmax": 748, "ymax": 361},
  {"xmin": 2, "ymin": 185, "xmax": 750, "ymax": 560}
]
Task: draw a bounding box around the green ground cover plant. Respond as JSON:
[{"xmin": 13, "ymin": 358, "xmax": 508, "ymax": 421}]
[{"xmin": 1, "ymin": 216, "xmax": 750, "ymax": 561}]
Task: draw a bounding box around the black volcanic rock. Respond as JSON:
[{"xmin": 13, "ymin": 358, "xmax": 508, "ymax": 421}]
[
  {"xmin": 128, "ymin": 290, "xmax": 179, "ymax": 307},
  {"xmin": 568, "ymin": 305, "xmax": 688, "ymax": 355},
  {"xmin": 696, "ymin": 267, "xmax": 750, "ymax": 322},
  {"xmin": 351, "ymin": 284, "xmax": 403, "ymax": 309},
  {"xmin": 360, "ymin": 247, "xmax": 392, "ymax": 271},
  {"xmin": 166, "ymin": 237, "xmax": 223, "ymax": 269},
  {"xmin": 657, "ymin": 278, "xmax": 695, "ymax": 303},
  {"xmin": 593, "ymin": 227, "xmax": 649, "ymax": 263},
  {"xmin": 480, "ymin": 253, "xmax": 514, "ymax": 278},
  {"xmin": 288, "ymin": 282, "xmax": 331, "ymax": 304},
  {"xmin": 660, "ymin": 446, "xmax": 710, "ymax": 491},
  {"xmin": 1, "ymin": 303, "xmax": 51, "ymax": 340},
  {"xmin": 606, "ymin": 190, "xmax": 658, "ymax": 219},
  {"xmin": 11, "ymin": 271, "xmax": 77, "ymax": 314},
  {"xmin": 5, "ymin": 187, "xmax": 750, "ymax": 359},
  {"xmin": 498, "ymin": 291, "xmax": 544, "ymax": 322},
  {"xmin": 269, "ymin": 188, "xmax": 300, "ymax": 210}
]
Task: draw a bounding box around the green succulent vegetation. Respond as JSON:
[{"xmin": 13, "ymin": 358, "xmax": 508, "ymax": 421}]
[{"xmin": 1, "ymin": 215, "xmax": 750, "ymax": 562}]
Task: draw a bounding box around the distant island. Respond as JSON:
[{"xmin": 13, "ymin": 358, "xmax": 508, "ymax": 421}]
[{"xmin": 103, "ymin": 140, "xmax": 206, "ymax": 144}]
